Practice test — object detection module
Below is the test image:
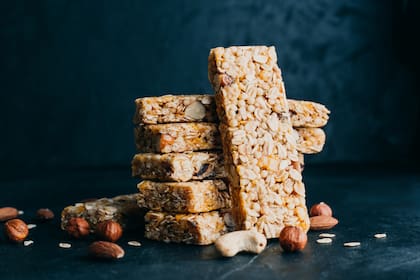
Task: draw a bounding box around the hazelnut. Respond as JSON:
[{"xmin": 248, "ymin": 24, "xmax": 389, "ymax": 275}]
[
  {"xmin": 279, "ymin": 226, "xmax": 307, "ymax": 252},
  {"xmin": 96, "ymin": 220, "xmax": 123, "ymax": 242},
  {"xmin": 309, "ymin": 202, "xmax": 333, "ymax": 217},
  {"xmin": 36, "ymin": 208, "xmax": 55, "ymax": 221},
  {"xmin": 4, "ymin": 219, "xmax": 29, "ymax": 242},
  {"xmin": 66, "ymin": 217, "xmax": 90, "ymax": 238}
]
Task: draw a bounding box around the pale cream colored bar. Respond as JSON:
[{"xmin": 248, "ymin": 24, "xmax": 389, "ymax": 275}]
[
  {"xmin": 134, "ymin": 123, "xmax": 220, "ymax": 153},
  {"xmin": 209, "ymin": 46, "xmax": 310, "ymax": 238},
  {"xmin": 134, "ymin": 94, "xmax": 329, "ymax": 128},
  {"xmin": 61, "ymin": 194, "xmax": 144, "ymax": 231},
  {"xmin": 137, "ymin": 180, "xmax": 230, "ymax": 213},
  {"xmin": 295, "ymin": 128, "xmax": 326, "ymax": 154},
  {"xmin": 131, "ymin": 152, "xmax": 226, "ymax": 182},
  {"xmin": 144, "ymin": 210, "xmax": 233, "ymax": 245}
]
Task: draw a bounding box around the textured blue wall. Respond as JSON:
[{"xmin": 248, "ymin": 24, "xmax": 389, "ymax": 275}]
[{"xmin": 1, "ymin": 0, "xmax": 419, "ymax": 169}]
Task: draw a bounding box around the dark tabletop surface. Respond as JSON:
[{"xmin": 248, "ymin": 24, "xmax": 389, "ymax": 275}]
[{"xmin": 1, "ymin": 165, "xmax": 420, "ymax": 280}]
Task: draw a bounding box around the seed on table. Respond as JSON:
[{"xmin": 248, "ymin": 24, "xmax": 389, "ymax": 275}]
[
  {"xmin": 343, "ymin": 242, "xmax": 360, "ymax": 247},
  {"xmin": 316, "ymin": 238, "xmax": 333, "ymax": 244},
  {"xmin": 128, "ymin": 241, "xmax": 142, "ymax": 247},
  {"xmin": 319, "ymin": 233, "xmax": 335, "ymax": 238},
  {"xmin": 27, "ymin": 224, "xmax": 37, "ymax": 229},
  {"xmin": 374, "ymin": 233, "xmax": 387, "ymax": 239},
  {"xmin": 24, "ymin": 240, "xmax": 34, "ymax": 247},
  {"xmin": 18, "ymin": 210, "xmax": 24, "ymax": 215},
  {"xmin": 59, "ymin": 242, "xmax": 72, "ymax": 249}
]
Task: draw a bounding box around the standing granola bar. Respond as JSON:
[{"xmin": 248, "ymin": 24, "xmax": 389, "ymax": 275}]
[
  {"xmin": 137, "ymin": 180, "xmax": 231, "ymax": 213},
  {"xmin": 134, "ymin": 94, "xmax": 329, "ymax": 128},
  {"xmin": 209, "ymin": 46, "xmax": 310, "ymax": 238},
  {"xmin": 135, "ymin": 123, "xmax": 220, "ymax": 153},
  {"xmin": 144, "ymin": 210, "xmax": 232, "ymax": 245},
  {"xmin": 131, "ymin": 152, "xmax": 225, "ymax": 182}
]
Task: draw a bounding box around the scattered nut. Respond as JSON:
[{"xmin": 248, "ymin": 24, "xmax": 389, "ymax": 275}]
[
  {"xmin": 344, "ymin": 242, "xmax": 361, "ymax": 247},
  {"xmin": 95, "ymin": 220, "xmax": 123, "ymax": 242},
  {"xmin": 185, "ymin": 101, "xmax": 206, "ymax": 120},
  {"xmin": 127, "ymin": 241, "xmax": 142, "ymax": 247},
  {"xmin": 310, "ymin": 202, "xmax": 333, "ymax": 217},
  {"xmin": 4, "ymin": 219, "xmax": 29, "ymax": 242},
  {"xmin": 319, "ymin": 233, "xmax": 335, "ymax": 238},
  {"xmin": 215, "ymin": 230, "xmax": 267, "ymax": 257},
  {"xmin": 316, "ymin": 238, "xmax": 333, "ymax": 244},
  {"xmin": 65, "ymin": 217, "xmax": 90, "ymax": 238},
  {"xmin": 18, "ymin": 210, "xmax": 24, "ymax": 215},
  {"xmin": 59, "ymin": 242, "xmax": 72, "ymax": 249},
  {"xmin": 88, "ymin": 241, "xmax": 125, "ymax": 260},
  {"xmin": 36, "ymin": 208, "xmax": 55, "ymax": 221},
  {"xmin": 279, "ymin": 226, "xmax": 307, "ymax": 252},
  {"xmin": 27, "ymin": 224, "xmax": 37, "ymax": 230},
  {"xmin": 310, "ymin": 216, "xmax": 338, "ymax": 231},
  {"xmin": 24, "ymin": 240, "xmax": 34, "ymax": 247},
  {"xmin": 374, "ymin": 233, "xmax": 387, "ymax": 239},
  {"xmin": 0, "ymin": 207, "xmax": 19, "ymax": 222}
]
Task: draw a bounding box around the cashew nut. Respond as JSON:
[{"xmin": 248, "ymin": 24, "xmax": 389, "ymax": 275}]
[{"xmin": 215, "ymin": 230, "xmax": 267, "ymax": 257}]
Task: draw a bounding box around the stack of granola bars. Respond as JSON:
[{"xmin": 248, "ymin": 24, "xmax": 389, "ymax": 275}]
[{"xmin": 132, "ymin": 92, "xmax": 329, "ymax": 244}]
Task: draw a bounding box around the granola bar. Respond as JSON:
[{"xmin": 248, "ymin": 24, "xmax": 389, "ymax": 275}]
[
  {"xmin": 135, "ymin": 123, "xmax": 220, "ymax": 153},
  {"xmin": 61, "ymin": 194, "xmax": 144, "ymax": 231},
  {"xmin": 295, "ymin": 128, "xmax": 326, "ymax": 154},
  {"xmin": 134, "ymin": 94, "xmax": 330, "ymax": 128},
  {"xmin": 131, "ymin": 152, "xmax": 226, "ymax": 182},
  {"xmin": 137, "ymin": 180, "xmax": 231, "ymax": 213},
  {"xmin": 144, "ymin": 210, "xmax": 232, "ymax": 245},
  {"xmin": 209, "ymin": 46, "xmax": 310, "ymax": 238},
  {"xmin": 133, "ymin": 95, "xmax": 217, "ymax": 124},
  {"xmin": 288, "ymin": 99, "xmax": 330, "ymax": 128}
]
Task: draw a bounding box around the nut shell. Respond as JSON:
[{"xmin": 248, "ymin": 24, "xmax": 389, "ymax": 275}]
[
  {"xmin": 4, "ymin": 219, "xmax": 29, "ymax": 242},
  {"xmin": 66, "ymin": 217, "xmax": 90, "ymax": 238},
  {"xmin": 309, "ymin": 202, "xmax": 333, "ymax": 217},
  {"xmin": 95, "ymin": 220, "xmax": 123, "ymax": 242},
  {"xmin": 279, "ymin": 226, "xmax": 307, "ymax": 252}
]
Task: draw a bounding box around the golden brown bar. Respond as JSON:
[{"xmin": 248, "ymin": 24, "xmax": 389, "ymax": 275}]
[
  {"xmin": 209, "ymin": 46, "xmax": 310, "ymax": 238},
  {"xmin": 137, "ymin": 180, "xmax": 230, "ymax": 213},
  {"xmin": 144, "ymin": 210, "xmax": 232, "ymax": 245}
]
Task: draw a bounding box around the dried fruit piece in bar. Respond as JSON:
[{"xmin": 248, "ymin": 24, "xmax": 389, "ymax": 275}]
[
  {"xmin": 61, "ymin": 194, "xmax": 144, "ymax": 232},
  {"xmin": 137, "ymin": 180, "xmax": 231, "ymax": 213},
  {"xmin": 134, "ymin": 123, "xmax": 220, "ymax": 153},
  {"xmin": 131, "ymin": 152, "xmax": 226, "ymax": 182},
  {"xmin": 144, "ymin": 210, "xmax": 233, "ymax": 245},
  {"xmin": 209, "ymin": 46, "xmax": 310, "ymax": 238}
]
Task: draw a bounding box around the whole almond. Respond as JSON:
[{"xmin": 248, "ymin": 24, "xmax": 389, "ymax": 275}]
[
  {"xmin": 0, "ymin": 207, "xmax": 19, "ymax": 222},
  {"xmin": 88, "ymin": 241, "xmax": 125, "ymax": 260},
  {"xmin": 310, "ymin": 216, "xmax": 339, "ymax": 231}
]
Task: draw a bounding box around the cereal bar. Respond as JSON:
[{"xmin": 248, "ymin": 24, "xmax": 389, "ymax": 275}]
[
  {"xmin": 209, "ymin": 46, "xmax": 310, "ymax": 238},
  {"xmin": 288, "ymin": 99, "xmax": 330, "ymax": 128},
  {"xmin": 295, "ymin": 127, "xmax": 326, "ymax": 154},
  {"xmin": 61, "ymin": 194, "xmax": 144, "ymax": 231},
  {"xmin": 144, "ymin": 210, "xmax": 233, "ymax": 245},
  {"xmin": 137, "ymin": 180, "xmax": 231, "ymax": 213},
  {"xmin": 134, "ymin": 95, "xmax": 330, "ymax": 128},
  {"xmin": 131, "ymin": 152, "xmax": 225, "ymax": 182},
  {"xmin": 133, "ymin": 95, "xmax": 217, "ymax": 124},
  {"xmin": 135, "ymin": 123, "xmax": 220, "ymax": 153}
]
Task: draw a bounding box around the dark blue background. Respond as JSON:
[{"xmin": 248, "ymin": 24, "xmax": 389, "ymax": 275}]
[{"xmin": 1, "ymin": 0, "xmax": 419, "ymax": 172}]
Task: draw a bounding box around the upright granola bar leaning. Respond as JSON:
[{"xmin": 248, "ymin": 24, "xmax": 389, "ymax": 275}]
[{"xmin": 208, "ymin": 46, "xmax": 310, "ymax": 238}]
